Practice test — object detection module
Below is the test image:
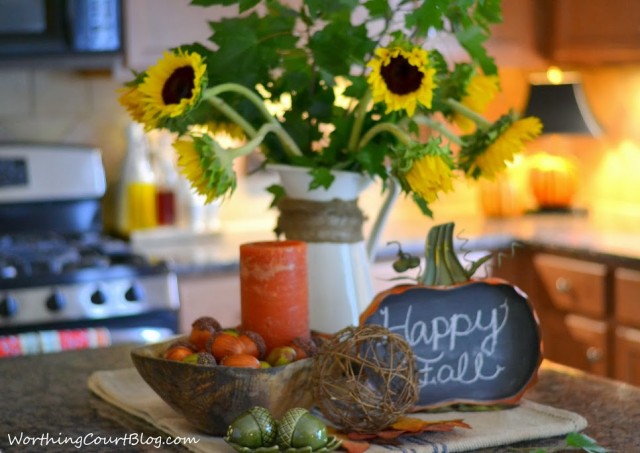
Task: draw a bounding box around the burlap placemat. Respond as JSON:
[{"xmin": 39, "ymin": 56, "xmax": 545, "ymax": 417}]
[{"xmin": 88, "ymin": 368, "xmax": 587, "ymax": 453}]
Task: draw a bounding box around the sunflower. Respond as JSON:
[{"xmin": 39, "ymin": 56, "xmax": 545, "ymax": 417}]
[
  {"xmin": 117, "ymin": 85, "xmax": 147, "ymax": 125},
  {"xmin": 460, "ymin": 115, "xmax": 542, "ymax": 180},
  {"xmin": 174, "ymin": 135, "xmax": 237, "ymax": 203},
  {"xmin": 392, "ymin": 138, "xmax": 455, "ymax": 209},
  {"xmin": 454, "ymin": 74, "xmax": 500, "ymax": 132},
  {"xmin": 139, "ymin": 50, "xmax": 207, "ymax": 128},
  {"xmin": 406, "ymin": 153, "xmax": 455, "ymax": 203},
  {"xmin": 367, "ymin": 46, "xmax": 436, "ymax": 117}
]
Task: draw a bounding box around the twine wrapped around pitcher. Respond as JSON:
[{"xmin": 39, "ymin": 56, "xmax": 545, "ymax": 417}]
[{"xmin": 275, "ymin": 197, "xmax": 367, "ymax": 243}]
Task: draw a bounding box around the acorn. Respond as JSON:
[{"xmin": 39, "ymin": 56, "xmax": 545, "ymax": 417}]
[
  {"xmin": 266, "ymin": 346, "xmax": 297, "ymax": 367},
  {"xmin": 224, "ymin": 406, "xmax": 277, "ymax": 449},
  {"xmin": 276, "ymin": 408, "xmax": 329, "ymax": 450},
  {"xmin": 221, "ymin": 354, "xmax": 261, "ymax": 368},
  {"xmin": 209, "ymin": 332, "xmax": 245, "ymax": 362},
  {"xmin": 189, "ymin": 316, "xmax": 221, "ymax": 351},
  {"xmin": 163, "ymin": 340, "xmax": 197, "ymax": 361},
  {"xmin": 182, "ymin": 351, "xmax": 217, "ymax": 366},
  {"xmin": 238, "ymin": 330, "xmax": 266, "ymax": 359},
  {"xmin": 290, "ymin": 336, "xmax": 317, "ymax": 359}
]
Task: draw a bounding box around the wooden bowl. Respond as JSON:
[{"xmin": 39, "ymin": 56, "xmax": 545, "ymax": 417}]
[{"xmin": 130, "ymin": 337, "xmax": 314, "ymax": 436}]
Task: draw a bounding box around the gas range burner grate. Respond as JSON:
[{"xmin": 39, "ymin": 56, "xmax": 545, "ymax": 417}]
[{"xmin": 0, "ymin": 233, "xmax": 148, "ymax": 280}]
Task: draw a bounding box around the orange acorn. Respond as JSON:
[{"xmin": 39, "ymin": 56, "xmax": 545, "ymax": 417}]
[
  {"xmin": 289, "ymin": 336, "xmax": 317, "ymax": 360},
  {"xmin": 189, "ymin": 316, "xmax": 221, "ymax": 351},
  {"xmin": 221, "ymin": 354, "xmax": 261, "ymax": 368},
  {"xmin": 238, "ymin": 330, "xmax": 266, "ymax": 359},
  {"xmin": 163, "ymin": 340, "xmax": 197, "ymax": 361},
  {"xmin": 209, "ymin": 332, "xmax": 245, "ymax": 362}
]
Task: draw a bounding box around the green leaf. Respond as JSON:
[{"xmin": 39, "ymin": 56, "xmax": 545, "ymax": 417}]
[
  {"xmin": 305, "ymin": 0, "xmax": 359, "ymax": 19},
  {"xmin": 239, "ymin": 0, "xmax": 261, "ymax": 12},
  {"xmin": 455, "ymin": 25, "xmax": 497, "ymax": 75},
  {"xmin": 565, "ymin": 432, "xmax": 608, "ymax": 453},
  {"xmin": 308, "ymin": 167, "xmax": 335, "ymax": 190},
  {"xmin": 363, "ymin": 0, "xmax": 391, "ymax": 17},
  {"xmin": 475, "ymin": 0, "xmax": 503, "ymax": 28},
  {"xmin": 354, "ymin": 142, "xmax": 387, "ymax": 178},
  {"xmin": 266, "ymin": 184, "xmax": 285, "ymax": 208},
  {"xmin": 412, "ymin": 194, "xmax": 434, "ymax": 218},
  {"xmin": 309, "ymin": 19, "xmax": 372, "ymax": 76},
  {"xmin": 404, "ymin": 0, "xmax": 448, "ymax": 34}
]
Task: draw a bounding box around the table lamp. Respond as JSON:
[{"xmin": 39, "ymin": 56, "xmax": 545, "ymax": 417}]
[{"xmin": 523, "ymin": 67, "xmax": 602, "ymax": 212}]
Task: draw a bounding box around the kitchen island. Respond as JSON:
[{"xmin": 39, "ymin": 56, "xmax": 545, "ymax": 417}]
[{"xmin": 0, "ymin": 344, "xmax": 638, "ymax": 452}]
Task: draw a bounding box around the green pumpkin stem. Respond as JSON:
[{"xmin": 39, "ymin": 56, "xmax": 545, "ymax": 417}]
[{"xmin": 421, "ymin": 222, "xmax": 471, "ymax": 286}]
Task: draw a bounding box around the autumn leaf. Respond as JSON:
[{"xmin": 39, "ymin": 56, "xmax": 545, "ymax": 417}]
[
  {"xmin": 338, "ymin": 416, "xmax": 471, "ymax": 443},
  {"xmin": 327, "ymin": 427, "xmax": 370, "ymax": 453},
  {"xmin": 391, "ymin": 416, "xmax": 471, "ymax": 433}
]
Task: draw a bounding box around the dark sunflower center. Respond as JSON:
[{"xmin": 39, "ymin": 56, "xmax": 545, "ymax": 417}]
[
  {"xmin": 380, "ymin": 56, "xmax": 423, "ymax": 95},
  {"xmin": 162, "ymin": 66, "xmax": 195, "ymax": 105}
]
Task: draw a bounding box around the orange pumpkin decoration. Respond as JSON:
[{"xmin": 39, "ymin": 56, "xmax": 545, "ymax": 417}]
[
  {"xmin": 529, "ymin": 153, "xmax": 579, "ymax": 210},
  {"xmin": 359, "ymin": 222, "xmax": 543, "ymax": 409},
  {"xmin": 478, "ymin": 175, "xmax": 524, "ymax": 217}
]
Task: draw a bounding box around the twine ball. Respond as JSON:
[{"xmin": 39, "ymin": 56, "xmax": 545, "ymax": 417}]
[{"xmin": 311, "ymin": 324, "xmax": 418, "ymax": 433}]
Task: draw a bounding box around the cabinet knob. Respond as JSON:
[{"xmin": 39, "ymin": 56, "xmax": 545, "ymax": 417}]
[
  {"xmin": 555, "ymin": 277, "xmax": 572, "ymax": 293},
  {"xmin": 586, "ymin": 346, "xmax": 603, "ymax": 363}
]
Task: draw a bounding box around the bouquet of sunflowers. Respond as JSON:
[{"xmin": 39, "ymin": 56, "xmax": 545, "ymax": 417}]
[{"xmin": 119, "ymin": 0, "xmax": 541, "ymax": 217}]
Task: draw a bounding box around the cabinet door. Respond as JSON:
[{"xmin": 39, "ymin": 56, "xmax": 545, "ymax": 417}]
[
  {"xmin": 615, "ymin": 326, "xmax": 640, "ymax": 386},
  {"xmin": 614, "ymin": 268, "xmax": 640, "ymax": 328},
  {"xmin": 541, "ymin": 0, "xmax": 640, "ymax": 64},
  {"xmin": 533, "ymin": 254, "xmax": 607, "ymax": 319},
  {"xmin": 122, "ymin": 0, "xmax": 236, "ymax": 71},
  {"xmin": 549, "ymin": 314, "xmax": 608, "ymax": 376},
  {"xmin": 178, "ymin": 272, "xmax": 241, "ymax": 334}
]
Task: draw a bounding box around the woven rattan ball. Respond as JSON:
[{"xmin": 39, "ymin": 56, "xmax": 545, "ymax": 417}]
[{"xmin": 311, "ymin": 324, "xmax": 418, "ymax": 433}]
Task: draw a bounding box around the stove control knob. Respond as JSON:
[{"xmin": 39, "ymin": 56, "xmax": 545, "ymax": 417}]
[
  {"xmin": 125, "ymin": 284, "xmax": 144, "ymax": 302},
  {"xmin": 0, "ymin": 296, "xmax": 18, "ymax": 317},
  {"xmin": 46, "ymin": 291, "xmax": 66, "ymax": 312},
  {"xmin": 91, "ymin": 289, "xmax": 107, "ymax": 305}
]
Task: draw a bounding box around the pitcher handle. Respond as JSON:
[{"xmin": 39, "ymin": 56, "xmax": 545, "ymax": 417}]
[{"xmin": 366, "ymin": 176, "xmax": 400, "ymax": 264}]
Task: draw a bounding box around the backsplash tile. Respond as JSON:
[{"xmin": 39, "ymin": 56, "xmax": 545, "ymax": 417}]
[
  {"xmin": 34, "ymin": 71, "xmax": 92, "ymax": 116},
  {"xmin": 0, "ymin": 69, "xmax": 30, "ymax": 118}
]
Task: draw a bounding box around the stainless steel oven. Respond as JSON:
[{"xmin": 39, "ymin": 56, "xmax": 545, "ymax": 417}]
[{"xmin": 0, "ymin": 144, "xmax": 179, "ymax": 358}]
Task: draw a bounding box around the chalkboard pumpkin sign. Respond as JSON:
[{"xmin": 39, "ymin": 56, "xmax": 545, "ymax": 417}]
[{"xmin": 361, "ymin": 222, "xmax": 542, "ymax": 409}]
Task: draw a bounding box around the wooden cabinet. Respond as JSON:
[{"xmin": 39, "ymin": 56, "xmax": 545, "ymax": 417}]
[
  {"xmin": 613, "ymin": 268, "xmax": 640, "ymax": 384},
  {"xmin": 614, "ymin": 327, "xmax": 640, "ymax": 386},
  {"xmin": 539, "ymin": 0, "xmax": 640, "ymax": 64},
  {"xmin": 493, "ymin": 247, "xmax": 640, "ymax": 384},
  {"xmin": 533, "ymin": 254, "xmax": 607, "ymax": 319}
]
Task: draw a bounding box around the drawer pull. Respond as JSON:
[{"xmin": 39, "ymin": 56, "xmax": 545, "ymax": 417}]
[
  {"xmin": 586, "ymin": 346, "xmax": 603, "ymax": 363},
  {"xmin": 555, "ymin": 277, "xmax": 572, "ymax": 293}
]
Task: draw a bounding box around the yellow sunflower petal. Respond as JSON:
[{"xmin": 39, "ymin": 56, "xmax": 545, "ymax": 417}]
[
  {"xmin": 173, "ymin": 139, "xmax": 212, "ymax": 200},
  {"xmin": 405, "ymin": 154, "xmax": 454, "ymax": 203},
  {"xmin": 117, "ymin": 85, "xmax": 149, "ymax": 126},
  {"xmin": 474, "ymin": 116, "xmax": 542, "ymax": 179},
  {"xmin": 454, "ymin": 74, "xmax": 500, "ymax": 132}
]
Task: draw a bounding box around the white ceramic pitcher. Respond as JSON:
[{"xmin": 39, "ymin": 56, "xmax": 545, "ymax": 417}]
[{"xmin": 269, "ymin": 164, "xmax": 399, "ymax": 334}]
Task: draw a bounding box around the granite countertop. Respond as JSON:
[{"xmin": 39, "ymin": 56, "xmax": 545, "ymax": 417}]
[
  {"xmin": 0, "ymin": 345, "xmax": 638, "ymax": 452},
  {"xmin": 131, "ymin": 212, "xmax": 640, "ymax": 275}
]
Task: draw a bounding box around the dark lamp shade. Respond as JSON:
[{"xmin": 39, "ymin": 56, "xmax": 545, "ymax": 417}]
[{"xmin": 523, "ymin": 83, "xmax": 602, "ymax": 136}]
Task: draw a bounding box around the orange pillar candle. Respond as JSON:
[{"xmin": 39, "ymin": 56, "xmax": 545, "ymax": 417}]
[{"xmin": 240, "ymin": 240, "xmax": 310, "ymax": 353}]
